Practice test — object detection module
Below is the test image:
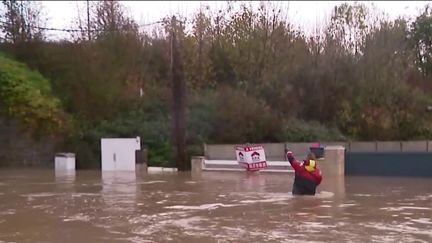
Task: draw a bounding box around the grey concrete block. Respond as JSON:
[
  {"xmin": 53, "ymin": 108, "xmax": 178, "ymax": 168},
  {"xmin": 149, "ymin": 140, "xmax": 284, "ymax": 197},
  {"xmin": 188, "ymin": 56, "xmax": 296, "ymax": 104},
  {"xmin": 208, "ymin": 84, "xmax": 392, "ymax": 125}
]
[
  {"xmin": 205, "ymin": 144, "xmax": 236, "ymax": 160},
  {"xmin": 401, "ymin": 141, "xmax": 428, "ymax": 152},
  {"xmin": 350, "ymin": 142, "xmax": 376, "ymax": 152},
  {"xmin": 205, "ymin": 143, "xmax": 286, "ymax": 161},
  {"xmin": 323, "ymin": 142, "xmax": 348, "ymax": 150},
  {"xmin": 262, "ymin": 143, "xmax": 286, "ymax": 161},
  {"xmin": 377, "ymin": 141, "xmax": 402, "ymax": 152}
]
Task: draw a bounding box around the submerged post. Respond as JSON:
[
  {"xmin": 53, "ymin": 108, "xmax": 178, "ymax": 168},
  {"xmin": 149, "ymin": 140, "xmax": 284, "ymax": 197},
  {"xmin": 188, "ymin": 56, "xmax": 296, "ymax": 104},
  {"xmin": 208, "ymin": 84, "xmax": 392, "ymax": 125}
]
[
  {"xmin": 191, "ymin": 156, "xmax": 205, "ymax": 177},
  {"xmin": 319, "ymin": 145, "xmax": 346, "ymax": 209},
  {"xmin": 320, "ymin": 146, "xmax": 345, "ymax": 176}
]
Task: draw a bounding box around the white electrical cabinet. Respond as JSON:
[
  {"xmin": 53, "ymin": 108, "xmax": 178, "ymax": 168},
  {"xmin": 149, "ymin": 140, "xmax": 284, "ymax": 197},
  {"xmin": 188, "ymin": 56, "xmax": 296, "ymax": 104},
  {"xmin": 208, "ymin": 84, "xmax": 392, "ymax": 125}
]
[
  {"xmin": 101, "ymin": 137, "xmax": 141, "ymax": 171},
  {"xmin": 55, "ymin": 153, "xmax": 76, "ymax": 171}
]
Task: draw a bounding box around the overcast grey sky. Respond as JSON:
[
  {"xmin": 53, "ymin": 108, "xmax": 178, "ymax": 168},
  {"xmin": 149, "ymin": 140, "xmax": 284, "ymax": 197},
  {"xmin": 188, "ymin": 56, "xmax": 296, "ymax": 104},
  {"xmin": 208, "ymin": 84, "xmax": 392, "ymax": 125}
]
[{"xmin": 41, "ymin": 1, "xmax": 431, "ymax": 40}]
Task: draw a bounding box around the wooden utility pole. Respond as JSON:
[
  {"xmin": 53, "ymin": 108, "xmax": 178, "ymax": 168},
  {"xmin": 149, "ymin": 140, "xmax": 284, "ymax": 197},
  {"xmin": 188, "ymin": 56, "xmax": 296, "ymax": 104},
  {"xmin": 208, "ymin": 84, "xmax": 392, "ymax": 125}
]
[{"xmin": 170, "ymin": 16, "xmax": 188, "ymax": 171}]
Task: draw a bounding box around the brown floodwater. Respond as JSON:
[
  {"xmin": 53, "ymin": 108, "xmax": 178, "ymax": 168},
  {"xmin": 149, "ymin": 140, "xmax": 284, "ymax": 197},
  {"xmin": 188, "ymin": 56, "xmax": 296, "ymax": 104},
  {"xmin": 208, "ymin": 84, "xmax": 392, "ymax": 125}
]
[{"xmin": 0, "ymin": 169, "xmax": 431, "ymax": 243}]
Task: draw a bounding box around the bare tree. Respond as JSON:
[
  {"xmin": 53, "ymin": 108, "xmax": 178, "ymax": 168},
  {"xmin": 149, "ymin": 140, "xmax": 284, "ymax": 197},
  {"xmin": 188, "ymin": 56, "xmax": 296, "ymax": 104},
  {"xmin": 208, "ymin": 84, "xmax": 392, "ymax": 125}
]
[
  {"xmin": 0, "ymin": 0, "xmax": 46, "ymax": 43},
  {"xmin": 72, "ymin": 0, "xmax": 138, "ymax": 42}
]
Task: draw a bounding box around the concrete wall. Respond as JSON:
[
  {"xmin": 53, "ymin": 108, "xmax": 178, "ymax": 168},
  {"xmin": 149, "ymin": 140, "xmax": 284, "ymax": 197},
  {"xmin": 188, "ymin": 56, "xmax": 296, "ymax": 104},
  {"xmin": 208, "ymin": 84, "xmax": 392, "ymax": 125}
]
[
  {"xmin": 204, "ymin": 141, "xmax": 431, "ymax": 160},
  {"xmin": 205, "ymin": 143, "xmax": 287, "ymax": 161},
  {"xmin": 0, "ymin": 118, "xmax": 57, "ymax": 167},
  {"xmin": 346, "ymin": 152, "xmax": 432, "ymax": 177},
  {"xmin": 204, "ymin": 142, "xmax": 320, "ymax": 160},
  {"xmin": 376, "ymin": 141, "xmax": 402, "ymax": 152},
  {"xmin": 323, "ymin": 142, "xmax": 349, "ymax": 149},
  {"xmin": 401, "ymin": 141, "xmax": 428, "ymax": 152},
  {"xmin": 203, "ymin": 142, "xmax": 432, "ymax": 177},
  {"xmin": 205, "ymin": 144, "xmax": 237, "ymax": 160},
  {"xmin": 348, "ymin": 141, "xmax": 429, "ymax": 152},
  {"xmin": 349, "ymin": 142, "xmax": 376, "ymax": 152},
  {"xmin": 262, "ymin": 143, "xmax": 286, "ymax": 161}
]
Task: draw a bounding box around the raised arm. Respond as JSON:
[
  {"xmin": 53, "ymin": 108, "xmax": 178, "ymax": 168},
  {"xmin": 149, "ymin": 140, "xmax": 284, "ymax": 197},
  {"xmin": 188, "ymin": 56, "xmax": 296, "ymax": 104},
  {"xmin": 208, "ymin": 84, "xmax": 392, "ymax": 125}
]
[{"xmin": 286, "ymin": 151, "xmax": 301, "ymax": 172}]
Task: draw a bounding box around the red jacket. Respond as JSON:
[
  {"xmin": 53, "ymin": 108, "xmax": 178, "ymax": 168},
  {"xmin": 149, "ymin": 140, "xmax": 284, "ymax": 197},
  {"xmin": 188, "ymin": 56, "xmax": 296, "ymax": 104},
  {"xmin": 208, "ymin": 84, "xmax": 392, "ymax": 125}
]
[{"xmin": 287, "ymin": 153, "xmax": 322, "ymax": 185}]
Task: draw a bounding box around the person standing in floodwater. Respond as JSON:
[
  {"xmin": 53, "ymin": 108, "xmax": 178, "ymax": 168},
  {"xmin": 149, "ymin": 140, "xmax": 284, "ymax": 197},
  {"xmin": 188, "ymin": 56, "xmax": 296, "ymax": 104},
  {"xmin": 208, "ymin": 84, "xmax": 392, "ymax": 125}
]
[{"xmin": 286, "ymin": 151, "xmax": 322, "ymax": 195}]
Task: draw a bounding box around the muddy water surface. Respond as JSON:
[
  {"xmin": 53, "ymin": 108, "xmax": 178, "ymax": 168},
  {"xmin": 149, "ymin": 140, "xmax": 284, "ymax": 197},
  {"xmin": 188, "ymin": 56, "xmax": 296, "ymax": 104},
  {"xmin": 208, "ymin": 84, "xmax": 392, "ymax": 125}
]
[{"xmin": 0, "ymin": 169, "xmax": 431, "ymax": 243}]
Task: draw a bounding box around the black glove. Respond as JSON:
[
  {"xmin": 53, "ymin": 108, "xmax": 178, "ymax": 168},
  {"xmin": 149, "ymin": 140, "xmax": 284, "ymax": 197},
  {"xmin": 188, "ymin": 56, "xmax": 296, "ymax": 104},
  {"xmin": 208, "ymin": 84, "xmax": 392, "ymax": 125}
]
[{"xmin": 286, "ymin": 151, "xmax": 294, "ymax": 162}]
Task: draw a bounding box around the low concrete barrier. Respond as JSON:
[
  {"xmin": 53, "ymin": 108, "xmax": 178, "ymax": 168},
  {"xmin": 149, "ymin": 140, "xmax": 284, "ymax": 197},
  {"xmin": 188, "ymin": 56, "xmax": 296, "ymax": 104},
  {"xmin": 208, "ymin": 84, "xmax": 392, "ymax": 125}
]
[
  {"xmin": 262, "ymin": 143, "xmax": 286, "ymax": 161},
  {"xmin": 205, "ymin": 143, "xmax": 286, "ymax": 161},
  {"xmin": 191, "ymin": 156, "xmax": 293, "ymax": 174},
  {"xmin": 204, "ymin": 141, "xmax": 430, "ymax": 160},
  {"xmin": 194, "ymin": 144, "xmax": 347, "ymax": 175},
  {"xmin": 203, "ymin": 160, "xmax": 293, "ymax": 172},
  {"xmin": 197, "ymin": 141, "xmax": 432, "ymax": 177},
  {"xmin": 205, "ymin": 144, "xmax": 236, "ymax": 160},
  {"xmin": 401, "ymin": 141, "xmax": 428, "ymax": 152},
  {"xmin": 376, "ymin": 141, "xmax": 402, "ymax": 152},
  {"xmin": 350, "ymin": 142, "xmax": 376, "ymax": 152},
  {"xmin": 323, "ymin": 142, "xmax": 349, "ymax": 149}
]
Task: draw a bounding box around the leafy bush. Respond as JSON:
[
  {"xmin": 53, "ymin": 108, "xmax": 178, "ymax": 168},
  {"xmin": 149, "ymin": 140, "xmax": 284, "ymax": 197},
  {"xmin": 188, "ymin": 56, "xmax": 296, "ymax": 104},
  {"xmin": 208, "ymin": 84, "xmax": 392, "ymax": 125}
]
[
  {"xmin": 63, "ymin": 88, "xmax": 174, "ymax": 168},
  {"xmin": 0, "ymin": 53, "xmax": 68, "ymax": 135},
  {"xmin": 209, "ymin": 86, "xmax": 283, "ymax": 143},
  {"xmin": 186, "ymin": 89, "xmax": 219, "ymax": 145},
  {"xmin": 337, "ymin": 80, "xmax": 432, "ymax": 140},
  {"xmin": 280, "ymin": 119, "xmax": 347, "ymax": 142}
]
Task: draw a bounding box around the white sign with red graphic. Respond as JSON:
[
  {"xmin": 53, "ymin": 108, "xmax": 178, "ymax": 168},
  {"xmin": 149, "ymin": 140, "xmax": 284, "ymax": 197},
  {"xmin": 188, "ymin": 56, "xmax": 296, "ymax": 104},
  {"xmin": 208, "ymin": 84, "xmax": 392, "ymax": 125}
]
[{"xmin": 235, "ymin": 144, "xmax": 267, "ymax": 171}]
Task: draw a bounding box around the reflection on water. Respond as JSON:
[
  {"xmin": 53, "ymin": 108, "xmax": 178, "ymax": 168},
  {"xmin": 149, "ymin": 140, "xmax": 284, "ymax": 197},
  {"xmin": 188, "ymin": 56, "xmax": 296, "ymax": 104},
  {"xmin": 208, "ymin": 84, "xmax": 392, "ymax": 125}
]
[{"xmin": 0, "ymin": 169, "xmax": 431, "ymax": 243}]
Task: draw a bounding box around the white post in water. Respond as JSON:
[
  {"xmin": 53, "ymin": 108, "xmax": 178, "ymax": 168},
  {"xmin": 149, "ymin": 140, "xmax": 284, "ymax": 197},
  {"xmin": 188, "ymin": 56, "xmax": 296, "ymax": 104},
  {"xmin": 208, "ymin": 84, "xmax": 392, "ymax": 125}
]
[
  {"xmin": 191, "ymin": 156, "xmax": 205, "ymax": 177},
  {"xmin": 320, "ymin": 146, "xmax": 345, "ymax": 176},
  {"xmin": 55, "ymin": 153, "xmax": 76, "ymax": 178},
  {"xmin": 55, "ymin": 153, "xmax": 76, "ymax": 171},
  {"xmin": 319, "ymin": 145, "xmax": 346, "ymax": 198}
]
